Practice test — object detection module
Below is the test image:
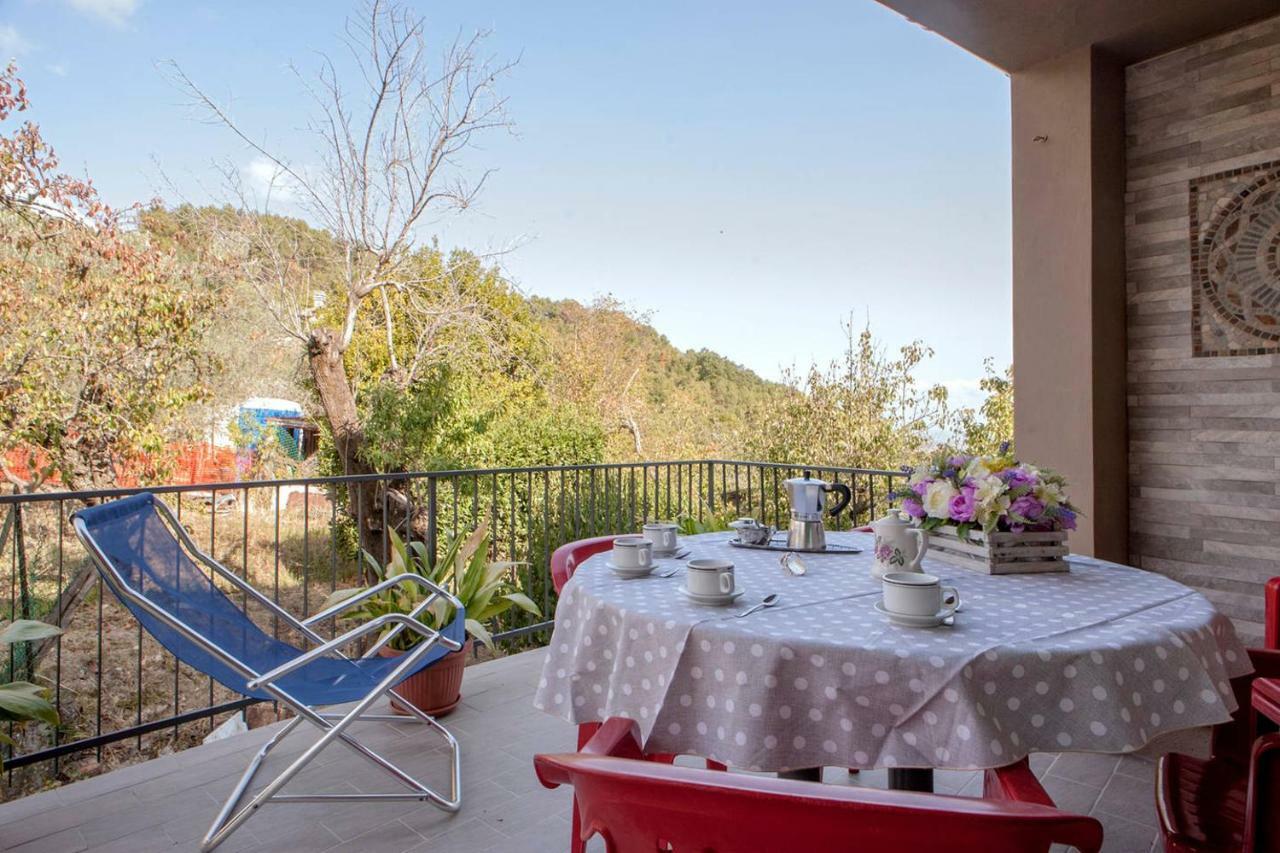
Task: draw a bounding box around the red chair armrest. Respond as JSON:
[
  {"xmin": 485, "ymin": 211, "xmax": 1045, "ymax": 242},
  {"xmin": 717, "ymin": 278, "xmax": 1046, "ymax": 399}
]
[
  {"xmin": 1265, "ymin": 578, "xmax": 1280, "ymax": 650},
  {"xmin": 983, "ymin": 757, "xmax": 1053, "ymax": 807}
]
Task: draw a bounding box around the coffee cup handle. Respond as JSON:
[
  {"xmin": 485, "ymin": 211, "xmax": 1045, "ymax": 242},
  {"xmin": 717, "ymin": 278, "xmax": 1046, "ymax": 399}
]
[
  {"xmin": 719, "ymin": 572, "xmax": 734, "ymax": 595},
  {"xmin": 940, "ymin": 586, "xmax": 960, "ymax": 617},
  {"xmin": 908, "ymin": 529, "xmax": 928, "ymax": 571}
]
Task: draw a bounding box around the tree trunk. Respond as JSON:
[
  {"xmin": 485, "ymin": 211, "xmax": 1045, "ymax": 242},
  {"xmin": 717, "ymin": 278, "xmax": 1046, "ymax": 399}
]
[{"xmin": 308, "ymin": 328, "xmax": 386, "ymax": 572}]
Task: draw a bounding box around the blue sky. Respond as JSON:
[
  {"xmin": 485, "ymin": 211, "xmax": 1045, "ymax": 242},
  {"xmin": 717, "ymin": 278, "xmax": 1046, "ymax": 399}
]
[{"xmin": 0, "ymin": 0, "xmax": 1011, "ymax": 402}]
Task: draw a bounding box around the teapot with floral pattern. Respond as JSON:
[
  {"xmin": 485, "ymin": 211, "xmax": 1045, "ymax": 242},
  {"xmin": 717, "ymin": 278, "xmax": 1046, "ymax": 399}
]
[{"xmin": 870, "ymin": 510, "xmax": 927, "ymax": 579}]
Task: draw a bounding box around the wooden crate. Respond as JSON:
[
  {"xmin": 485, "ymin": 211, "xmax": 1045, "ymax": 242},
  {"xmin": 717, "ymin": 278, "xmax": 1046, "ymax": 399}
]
[{"xmin": 924, "ymin": 525, "xmax": 1069, "ymax": 574}]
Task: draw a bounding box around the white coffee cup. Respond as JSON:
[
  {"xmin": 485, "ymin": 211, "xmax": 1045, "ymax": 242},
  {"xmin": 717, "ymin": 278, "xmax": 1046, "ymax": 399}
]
[
  {"xmin": 687, "ymin": 558, "xmax": 735, "ymax": 596},
  {"xmin": 881, "ymin": 572, "xmax": 960, "ymax": 618},
  {"xmin": 612, "ymin": 536, "xmax": 654, "ymax": 569},
  {"xmin": 643, "ymin": 522, "xmax": 679, "ymax": 553}
]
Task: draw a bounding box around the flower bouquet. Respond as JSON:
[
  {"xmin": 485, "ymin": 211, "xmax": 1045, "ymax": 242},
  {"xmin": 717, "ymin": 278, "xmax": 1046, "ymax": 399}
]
[{"xmin": 895, "ymin": 448, "xmax": 1077, "ymax": 574}]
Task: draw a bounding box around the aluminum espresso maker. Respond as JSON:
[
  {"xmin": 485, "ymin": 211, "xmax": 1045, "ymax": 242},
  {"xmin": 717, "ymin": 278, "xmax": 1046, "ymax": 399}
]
[{"xmin": 781, "ymin": 471, "xmax": 852, "ymax": 551}]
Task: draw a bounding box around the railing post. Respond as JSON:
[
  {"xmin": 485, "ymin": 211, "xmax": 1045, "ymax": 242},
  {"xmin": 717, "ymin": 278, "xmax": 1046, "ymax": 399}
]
[
  {"xmin": 705, "ymin": 461, "xmax": 715, "ymax": 515},
  {"xmin": 426, "ymin": 475, "xmax": 438, "ymax": 570}
]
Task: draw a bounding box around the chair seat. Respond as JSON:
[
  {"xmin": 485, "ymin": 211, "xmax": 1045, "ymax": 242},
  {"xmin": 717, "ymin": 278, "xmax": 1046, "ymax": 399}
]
[
  {"xmin": 264, "ymin": 648, "xmax": 448, "ymax": 705},
  {"xmin": 1157, "ymin": 752, "xmax": 1249, "ymax": 853}
]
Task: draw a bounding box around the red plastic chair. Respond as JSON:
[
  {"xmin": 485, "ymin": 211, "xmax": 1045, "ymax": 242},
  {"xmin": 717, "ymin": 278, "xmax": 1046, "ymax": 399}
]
[
  {"xmin": 1156, "ymin": 576, "xmax": 1280, "ymax": 853},
  {"xmin": 551, "ymin": 536, "xmax": 725, "ymax": 853},
  {"xmin": 551, "ymin": 535, "xmax": 623, "ymax": 596},
  {"xmin": 535, "ymin": 717, "xmax": 1103, "ymax": 853}
]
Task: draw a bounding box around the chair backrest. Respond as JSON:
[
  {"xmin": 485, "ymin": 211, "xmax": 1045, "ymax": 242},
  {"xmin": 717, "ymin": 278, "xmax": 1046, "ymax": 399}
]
[
  {"xmin": 551, "ymin": 535, "xmax": 622, "ymax": 594},
  {"xmin": 535, "ymin": 753, "xmax": 1103, "ymax": 853},
  {"xmin": 1246, "ymin": 733, "xmax": 1280, "ymax": 853},
  {"xmin": 72, "ymin": 493, "xmax": 305, "ymax": 697}
]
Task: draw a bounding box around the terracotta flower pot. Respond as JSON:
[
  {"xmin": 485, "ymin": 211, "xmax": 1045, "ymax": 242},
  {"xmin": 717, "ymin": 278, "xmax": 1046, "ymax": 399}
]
[{"xmin": 378, "ymin": 639, "xmax": 471, "ymax": 718}]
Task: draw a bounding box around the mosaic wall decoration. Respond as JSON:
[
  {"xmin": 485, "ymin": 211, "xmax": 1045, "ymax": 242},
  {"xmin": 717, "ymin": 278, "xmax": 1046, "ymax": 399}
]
[{"xmin": 1191, "ymin": 160, "xmax": 1280, "ymax": 357}]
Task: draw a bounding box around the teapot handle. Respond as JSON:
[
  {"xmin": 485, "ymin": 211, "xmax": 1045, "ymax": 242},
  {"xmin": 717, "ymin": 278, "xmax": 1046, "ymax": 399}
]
[
  {"xmin": 908, "ymin": 528, "xmax": 928, "ymax": 571},
  {"xmin": 825, "ymin": 482, "xmax": 852, "ymax": 517}
]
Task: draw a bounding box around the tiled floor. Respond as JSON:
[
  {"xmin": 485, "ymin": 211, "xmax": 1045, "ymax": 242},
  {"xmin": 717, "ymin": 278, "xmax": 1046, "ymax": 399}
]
[{"xmin": 0, "ymin": 648, "xmax": 1200, "ymax": 852}]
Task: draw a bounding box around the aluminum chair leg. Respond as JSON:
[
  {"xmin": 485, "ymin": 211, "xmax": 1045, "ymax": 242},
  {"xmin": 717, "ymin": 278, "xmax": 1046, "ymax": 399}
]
[{"xmin": 201, "ymin": 661, "xmax": 462, "ymax": 851}]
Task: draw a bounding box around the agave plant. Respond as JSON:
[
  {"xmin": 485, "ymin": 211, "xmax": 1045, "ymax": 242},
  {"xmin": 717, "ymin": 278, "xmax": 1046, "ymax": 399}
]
[
  {"xmin": 0, "ymin": 619, "xmax": 62, "ymax": 771},
  {"xmin": 325, "ymin": 521, "xmax": 540, "ymax": 652}
]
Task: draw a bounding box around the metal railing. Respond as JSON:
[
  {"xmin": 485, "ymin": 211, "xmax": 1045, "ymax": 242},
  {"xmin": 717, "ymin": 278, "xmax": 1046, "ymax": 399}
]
[{"xmin": 0, "ymin": 459, "xmax": 903, "ymax": 787}]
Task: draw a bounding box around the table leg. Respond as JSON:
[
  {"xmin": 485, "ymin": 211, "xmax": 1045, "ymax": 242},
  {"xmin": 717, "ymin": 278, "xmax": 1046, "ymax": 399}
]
[
  {"xmin": 778, "ymin": 767, "xmax": 822, "ymax": 782},
  {"xmin": 887, "ymin": 768, "xmax": 933, "ymax": 792}
]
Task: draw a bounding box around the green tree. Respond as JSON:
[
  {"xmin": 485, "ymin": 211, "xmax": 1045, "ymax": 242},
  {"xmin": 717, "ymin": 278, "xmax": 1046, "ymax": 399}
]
[
  {"xmin": 746, "ymin": 319, "xmax": 951, "ymax": 472},
  {"xmin": 953, "ymin": 359, "xmax": 1014, "ymax": 456}
]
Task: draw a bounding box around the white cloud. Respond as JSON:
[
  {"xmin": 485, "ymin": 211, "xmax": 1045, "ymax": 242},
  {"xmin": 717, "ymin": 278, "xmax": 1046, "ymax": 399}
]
[
  {"xmin": 46, "ymin": 62, "xmax": 68, "ymax": 77},
  {"xmin": 0, "ymin": 24, "xmax": 32, "ymax": 59},
  {"xmin": 67, "ymin": 0, "xmax": 140, "ymax": 27},
  {"xmin": 941, "ymin": 377, "xmax": 984, "ymax": 410},
  {"xmin": 243, "ymin": 156, "xmax": 299, "ymax": 205}
]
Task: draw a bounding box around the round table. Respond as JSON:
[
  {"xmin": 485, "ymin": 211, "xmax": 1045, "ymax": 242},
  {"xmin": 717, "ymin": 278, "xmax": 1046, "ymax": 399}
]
[{"xmin": 534, "ymin": 531, "xmax": 1251, "ymax": 778}]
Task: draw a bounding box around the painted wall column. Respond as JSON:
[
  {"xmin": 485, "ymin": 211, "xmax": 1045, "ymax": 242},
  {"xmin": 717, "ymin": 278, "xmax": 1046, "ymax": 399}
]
[{"xmin": 1011, "ymin": 46, "xmax": 1128, "ymax": 560}]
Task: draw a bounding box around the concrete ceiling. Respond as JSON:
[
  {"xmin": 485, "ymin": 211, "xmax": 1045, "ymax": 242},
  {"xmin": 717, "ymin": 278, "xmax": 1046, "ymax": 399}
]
[{"xmin": 874, "ymin": 0, "xmax": 1280, "ymax": 72}]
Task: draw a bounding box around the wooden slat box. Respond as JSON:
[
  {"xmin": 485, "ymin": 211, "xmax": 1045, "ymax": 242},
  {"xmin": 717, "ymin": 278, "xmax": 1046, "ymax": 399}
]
[{"xmin": 925, "ymin": 525, "xmax": 1069, "ymax": 574}]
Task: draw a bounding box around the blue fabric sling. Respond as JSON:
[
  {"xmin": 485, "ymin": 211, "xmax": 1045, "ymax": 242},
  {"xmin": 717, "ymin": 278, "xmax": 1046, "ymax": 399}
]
[{"xmin": 74, "ymin": 493, "xmax": 465, "ymax": 705}]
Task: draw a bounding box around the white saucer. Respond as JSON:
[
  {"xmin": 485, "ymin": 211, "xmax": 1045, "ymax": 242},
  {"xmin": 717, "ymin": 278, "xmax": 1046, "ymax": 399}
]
[
  {"xmin": 606, "ymin": 562, "xmax": 655, "ymax": 578},
  {"xmin": 678, "ymin": 586, "xmax": 745, "ymax": 606},
  {"xmin": 874, "ymin": 600, "xmax": 954, "ymax": 628},
  {"xmin": 652, "ymin": 547, "xmax": 690, "ymax": 560}
]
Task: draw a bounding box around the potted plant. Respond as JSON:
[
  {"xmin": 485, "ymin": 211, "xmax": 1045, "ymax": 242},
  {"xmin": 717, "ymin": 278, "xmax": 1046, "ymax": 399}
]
[
  {"xmin": 0, "ymin": 619, "xmax": 62, "ymax": 768},
  {"xmin": 324, "ymin": 521, "xmax": 540, "ymax": 716}
]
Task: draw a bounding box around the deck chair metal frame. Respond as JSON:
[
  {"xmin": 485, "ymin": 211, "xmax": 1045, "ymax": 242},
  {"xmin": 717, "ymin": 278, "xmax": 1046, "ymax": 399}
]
[{"xmin": 71, "ymin": 493, "xmax": 465, "ymax": 852}]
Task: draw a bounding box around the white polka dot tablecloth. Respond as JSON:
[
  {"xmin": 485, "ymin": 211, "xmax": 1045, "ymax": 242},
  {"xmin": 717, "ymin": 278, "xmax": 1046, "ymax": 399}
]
[{"xmin": 533, "ymin": 531, "xmax": 1251, "ymax": 772}]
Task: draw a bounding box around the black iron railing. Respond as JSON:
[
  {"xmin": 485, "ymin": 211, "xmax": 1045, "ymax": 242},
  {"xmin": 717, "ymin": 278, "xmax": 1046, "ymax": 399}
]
[{"xmin": 0, "ymin": 460, "xmax": 903, "ymax": 787}]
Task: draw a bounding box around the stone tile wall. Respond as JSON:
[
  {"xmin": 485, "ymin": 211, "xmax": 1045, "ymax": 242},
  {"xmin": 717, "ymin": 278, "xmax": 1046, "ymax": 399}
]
[{"xmin": 1125, "ymin": 14, "xmax": 1280, "ymax": 643}]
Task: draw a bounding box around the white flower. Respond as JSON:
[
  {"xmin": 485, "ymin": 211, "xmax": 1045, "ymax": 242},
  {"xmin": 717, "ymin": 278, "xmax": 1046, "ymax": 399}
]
[
  {"xmin": 1035, "ymin": 481, "xmax": 1064, "ymax": 507},
  {"xmin": 964, "ymin": 458, "xmax": 992, "ymax": 481},
  {"xmin": 974, "ymin": 474, "xmax": 1004, "ymax": 505},
  {"xmin": 923, "ymin": 480, "xmax": 958, "ymax": 518}
]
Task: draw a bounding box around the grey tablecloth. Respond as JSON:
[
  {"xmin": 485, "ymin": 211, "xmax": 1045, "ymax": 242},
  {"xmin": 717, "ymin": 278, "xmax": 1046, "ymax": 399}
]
[{"xmin": 533, "ymin": 531, "xmax": 1250, "ymax": 771}]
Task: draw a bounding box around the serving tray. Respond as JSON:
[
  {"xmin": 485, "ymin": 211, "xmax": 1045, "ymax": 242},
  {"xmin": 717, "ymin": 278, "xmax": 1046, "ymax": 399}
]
[{"xmin": 727, "ymin": 537, "xmax": 862, "ymax": 555}]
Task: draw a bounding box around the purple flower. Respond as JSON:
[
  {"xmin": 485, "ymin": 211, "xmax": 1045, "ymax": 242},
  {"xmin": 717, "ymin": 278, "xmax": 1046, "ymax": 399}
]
[
  {"xmin": 901, "ymin": 497, "xmax": 926, "ymax": 519},
  {"xmin": 947, "ymin": 485, "xmax": 978, "ymax": 523},
  {"xmin": 1058, "ymin": 508, "xmax": 1078, "ymax": 531},
  {"xmin": 875, "ymin": 543, "xmax": 893, "ymax": 562},
  {"xmin": 910, "ymin": 480, "xmax": 930, "ymax": 498},
  {"xmin": 1001, "ymin": 467, "xmax": 1036, "ymax": 491},
  {"xmin": 1009, "ymin": 495, "xmax": 1044, "ymax": 523},
  {"xmin": 948, "ymin": 455, "xmax": 969, "ymax": 470}
]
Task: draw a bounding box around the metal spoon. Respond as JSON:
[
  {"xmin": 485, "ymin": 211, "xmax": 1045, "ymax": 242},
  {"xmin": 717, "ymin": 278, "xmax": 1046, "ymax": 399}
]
[
  {"xmin": 653, "ymin": 568, "xmax": 681, "ymax": 578},
  {"xmin": 735, "ymin": 593, "xmax": 780, "ymax": 618}
]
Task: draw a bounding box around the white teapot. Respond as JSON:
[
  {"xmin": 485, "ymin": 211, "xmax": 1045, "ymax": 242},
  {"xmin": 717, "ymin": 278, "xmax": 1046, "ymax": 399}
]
[{"xmin": 870, "ymin": 510, "xmax": 928, "ymax": 579}]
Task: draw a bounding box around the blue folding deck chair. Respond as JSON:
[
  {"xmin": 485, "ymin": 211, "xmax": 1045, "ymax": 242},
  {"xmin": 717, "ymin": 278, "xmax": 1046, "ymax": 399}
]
[{"xmin": 72, "ymin": 492, "xmax": 466, "ymax": 852}]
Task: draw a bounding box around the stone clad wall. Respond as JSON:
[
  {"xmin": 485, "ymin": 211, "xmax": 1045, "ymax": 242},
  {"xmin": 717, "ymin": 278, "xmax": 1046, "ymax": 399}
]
[{"xmin": 1125, "ymin": 15, "xmax": 1280, "ymax": 644}]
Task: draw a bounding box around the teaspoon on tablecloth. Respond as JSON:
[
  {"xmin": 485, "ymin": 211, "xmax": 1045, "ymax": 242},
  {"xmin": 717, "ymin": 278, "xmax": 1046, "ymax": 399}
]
[{"xmin": 735, "ymin": 593, "xmax": 780, "ymax": 618}]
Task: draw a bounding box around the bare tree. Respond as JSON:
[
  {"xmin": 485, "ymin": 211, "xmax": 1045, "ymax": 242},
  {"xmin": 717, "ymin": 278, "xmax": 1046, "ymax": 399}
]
[{"xmin": 169, "ymin": 0, "xmax": 514, "ymax": 556}]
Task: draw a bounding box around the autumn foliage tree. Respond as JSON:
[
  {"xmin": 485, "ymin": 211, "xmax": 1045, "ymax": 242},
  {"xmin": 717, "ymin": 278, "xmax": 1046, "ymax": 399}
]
[{"xmin": 0, "ymin": 62, "xmax": 212, "ymax": 493}]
